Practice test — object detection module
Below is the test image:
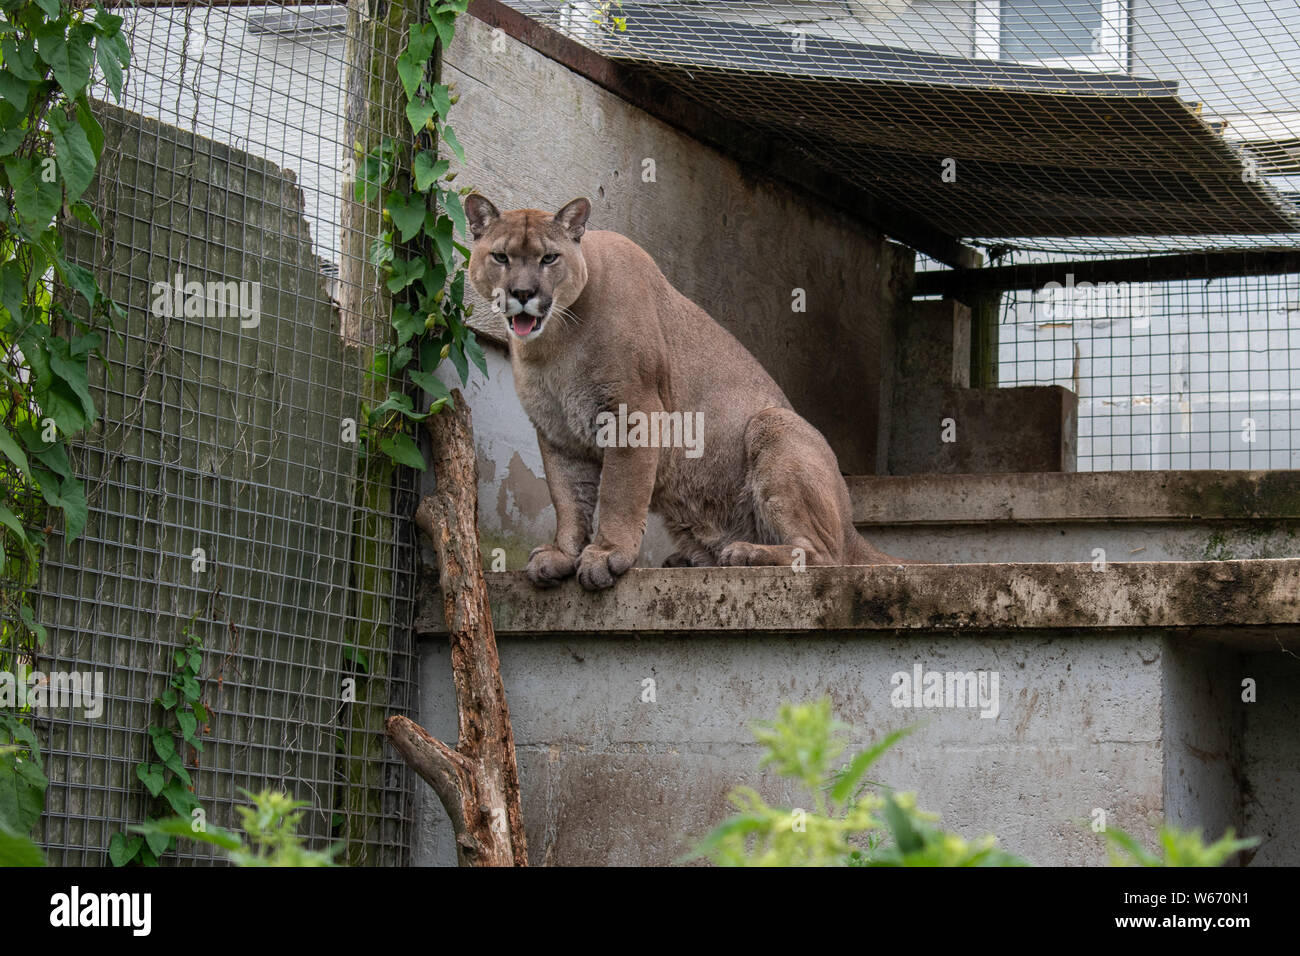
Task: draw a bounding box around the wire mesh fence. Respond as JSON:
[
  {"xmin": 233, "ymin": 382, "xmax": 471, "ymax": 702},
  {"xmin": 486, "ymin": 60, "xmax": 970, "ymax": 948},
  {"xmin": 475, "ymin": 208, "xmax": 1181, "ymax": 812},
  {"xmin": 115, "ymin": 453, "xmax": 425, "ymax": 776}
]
[
  {"xmin": 502, "ymin": 0, "xmax": 1300, "ymax": 471},
  {"xmin": 9, "ymin": 1, "xmax": 422, "ymax": 865}
]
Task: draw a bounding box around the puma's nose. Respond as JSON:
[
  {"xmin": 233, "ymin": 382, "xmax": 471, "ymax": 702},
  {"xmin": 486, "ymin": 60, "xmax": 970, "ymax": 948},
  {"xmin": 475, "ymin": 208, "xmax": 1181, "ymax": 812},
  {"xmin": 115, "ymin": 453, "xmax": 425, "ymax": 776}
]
[{"xmin": 510, "ymin": 288, "xmax": 538, "ymax": 305}]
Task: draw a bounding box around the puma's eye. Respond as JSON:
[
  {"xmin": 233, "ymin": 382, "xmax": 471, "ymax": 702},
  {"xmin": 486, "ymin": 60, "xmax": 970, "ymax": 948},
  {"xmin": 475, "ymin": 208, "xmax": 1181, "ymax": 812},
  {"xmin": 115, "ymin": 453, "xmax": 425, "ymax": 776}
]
[
  {"xmin": 540, "ymin": 253, "xmax": 558, "ymax": 265},
  {"xmin": 491, "ymin": 252, "xmax": 509, "ymax": 264}
]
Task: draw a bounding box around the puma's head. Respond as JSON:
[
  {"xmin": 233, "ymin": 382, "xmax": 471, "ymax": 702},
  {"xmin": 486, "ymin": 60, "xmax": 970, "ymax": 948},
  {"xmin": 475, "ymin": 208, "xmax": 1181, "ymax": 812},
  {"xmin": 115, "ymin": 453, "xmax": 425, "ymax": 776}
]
[{"xmin": 464, "ymin": 195, "xmax": 591, "ymax": 340}]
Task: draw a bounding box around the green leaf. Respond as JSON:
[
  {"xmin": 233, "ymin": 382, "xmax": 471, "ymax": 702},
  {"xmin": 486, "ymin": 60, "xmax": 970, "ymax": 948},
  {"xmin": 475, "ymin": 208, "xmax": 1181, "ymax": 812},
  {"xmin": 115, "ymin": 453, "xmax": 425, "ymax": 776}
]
[
  {"xmin": 370, "ymin": 391, "xmax": 429, "ymax": 422},
  {"xmin": 0, "ymin": 822, "xmax": 46, "ymax": 867},
  {"xmin": 0, "ymin": 37, "xmax": 43, "ymax": 82},
  {"xmin": 161, "ymin": 748, "xmax": 191, "ymax": 787},
  {"xmin": 447, "ymin": 341, "xmax": 469, "ymax": 385},
  {"xmin": 35, "ymin": 0, "xmax": 62, "ymax": 16},
  {"xmin": 404, "ymin": 97, "xmax": 435, "ymax": 137},
  {"xmin": 69, "ymin": 200, "xmax": 100, "ymax": 230},
  {"xmin": 148, "ymin": 725, "xmax": 176, "ymax": 764},
  {"xmin": 37, "ymin": 23, "xmax": 96, "ymax": 97},
  {"xmin": 54, "ymin": 476, "xmax": 87, "ymax": 541},
  {"xmin": 4, "ymin": 157, "xmax": 61, "ymax": 229},
  {"xmin": 192, "ymin": 702, "xmax": 207, "ymax": 723},
  {"xmin": 160, "ymin": 779, "xmax": 198, "ymax": 817},
  {"xmin": 95, "ymin": 34, "xmax": 124, "ymax": 100},
  {"xmin": 395, "ymin": 50, "xmax": 424, "ymax": 101},
  {"xmin": 0, "ymin": 70, "xmax": 31, "ymax": 112},
  {"xmin": 385, "ymin": 256, "xmax": 425, "ymax": 293},
  {"xmin": 412, "ymin": 151, "xmax": 447, "ymax": 193},
  {"xmin": 881, "ymin": 793, "xmax": 925, "ymax": 855},
  {"xmin": 426, "ymin": 214, "xmax": 455, "ymax": 270},
  {"xmin": 0, "ymin": 428, "xmax": 30, "ymax": 478},
  {"xmin": 177, "ymin": 711, "xmax": 197, "ymax": 742},
  {"xmin": 430, "ymin": 10, "xmax": 457, "ymax": 50},
  {"xmin": 17, "ymin": 603, "xmax": 46, "ymax": 645},
  {"xmin": 407, "ymin": 22, "xmax": 439, "ymax": 64},
  {"xmin": 136, "ymin": 763, "xmax": 165, "ymax": 798},
  {"xmin": 143, "ymin": 827, "xmax": 171, "ymax": 858},
  {"xmin": 55, "ymin": 256, "xmax": 98, "ymax": 309},
  {"xmin": 131, "ymin": 817, "xmax": 242, "ymax": 852},
  {"xmin": 391, "ymin": 304, "xmax": 424, "ymax": 346},
  {"xmin": 157, "ymin": 688, "xmax": 177, "ymax": 710},
  {"xmin": 429, "ymin": 83, "xmax": 452, "ymax": 119},
  {"xmin": 379, "ymin": 432, "xmax": 426, "ymax": 470},
  {"xmin": 108, "ymin": 832, "xmax": 142, "ymax": 867},
  {"xmin": 49, "ymin": 110, "xmax": 97, "ymax": 202},
  {"xmin": 368, "ymin": 231, "xmax": 394, "ymax": 269},
  {"xmin": 441, "ymin": 188, "xmax": 468, "ymax": 240},
  {"xmin": 442, "ymin": 124, "xmax": 466, "ymax": 163},
  {"xmin": 408, "ymin": 370, "xmax": 452, "ymax": 403},
  {"xmin": 75, "ymin": 97, "xmax": 105, "ymax": 161},
  {"xmin": 830, "ymin": 725, "xmax": 914, "ymax": 804},
  {"xmin": 385, "ymin": 191, "xmax": 426, "ymax": 243},
  {"xmin": 464, "ymin": 331, "xmax": 488, "ymax": 379}
]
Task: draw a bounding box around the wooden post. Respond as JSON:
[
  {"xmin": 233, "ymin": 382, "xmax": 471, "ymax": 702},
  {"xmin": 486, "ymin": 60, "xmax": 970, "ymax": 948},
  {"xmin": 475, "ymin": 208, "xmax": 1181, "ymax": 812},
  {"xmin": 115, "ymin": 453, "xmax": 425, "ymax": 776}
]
[{"xmin": 386, "ymin": 390, "xmax": 528, "ymax": 866}]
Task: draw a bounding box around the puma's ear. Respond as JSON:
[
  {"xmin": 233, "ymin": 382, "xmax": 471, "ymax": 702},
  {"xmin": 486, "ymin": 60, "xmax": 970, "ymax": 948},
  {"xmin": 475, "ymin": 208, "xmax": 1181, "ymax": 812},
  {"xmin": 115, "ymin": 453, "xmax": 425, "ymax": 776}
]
[
  {"xmin": 464, "ymin": 194, "xmax": 500, "ymax": 240},
  {"xmin": 554, "ymin": 197, "xmax": 591, "ymax": 241}
]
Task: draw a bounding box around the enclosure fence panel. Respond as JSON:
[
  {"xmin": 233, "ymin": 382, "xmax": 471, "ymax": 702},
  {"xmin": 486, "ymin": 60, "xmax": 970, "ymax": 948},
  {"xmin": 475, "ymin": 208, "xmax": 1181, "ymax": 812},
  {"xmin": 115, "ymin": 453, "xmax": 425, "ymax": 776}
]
[
  {"xmin": 19, "ymin": 1, "xmax": 420, "ymax": 865},
  {"xmin": 497, "ymin": 0, "xmax": 1300, "ymax": 470}
]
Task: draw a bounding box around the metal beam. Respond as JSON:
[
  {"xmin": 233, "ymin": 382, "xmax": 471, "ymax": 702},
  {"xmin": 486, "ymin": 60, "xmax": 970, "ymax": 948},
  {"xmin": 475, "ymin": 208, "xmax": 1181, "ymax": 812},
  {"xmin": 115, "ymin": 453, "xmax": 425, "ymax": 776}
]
[{"xmin": 916, "ymin": 248, "xmax": 1300, "ymax": 298}]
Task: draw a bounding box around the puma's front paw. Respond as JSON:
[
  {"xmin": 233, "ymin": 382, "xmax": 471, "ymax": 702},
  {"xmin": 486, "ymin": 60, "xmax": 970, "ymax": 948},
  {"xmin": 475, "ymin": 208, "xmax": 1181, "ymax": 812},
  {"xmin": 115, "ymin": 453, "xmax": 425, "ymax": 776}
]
[
  {"xmin": 576, "ymin": 543, "xmax": 637, "ymax": 590},
  {"xmin": 525, "ymin": 545, "xmax": 576, "ymax": 588}
]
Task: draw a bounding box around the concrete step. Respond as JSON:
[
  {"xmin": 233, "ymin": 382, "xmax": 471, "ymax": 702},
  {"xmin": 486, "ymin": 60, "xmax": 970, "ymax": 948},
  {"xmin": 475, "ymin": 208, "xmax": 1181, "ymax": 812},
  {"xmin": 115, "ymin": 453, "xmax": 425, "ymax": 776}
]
[
  {"xmin": 413, "ymin": 560, "xmax": 1299, "ymax": 867},
  {"xmin": 849, "ymin": 470, "xmax": 1300, "ymax": 563}
]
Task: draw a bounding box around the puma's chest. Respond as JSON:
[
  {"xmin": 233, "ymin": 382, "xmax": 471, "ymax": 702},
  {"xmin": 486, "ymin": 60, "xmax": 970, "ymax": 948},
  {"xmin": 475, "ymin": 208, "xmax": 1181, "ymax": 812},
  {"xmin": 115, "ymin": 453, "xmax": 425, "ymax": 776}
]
[{"xmin": 512, "ymin": 360, "xmax": 605, "ymax": 459}]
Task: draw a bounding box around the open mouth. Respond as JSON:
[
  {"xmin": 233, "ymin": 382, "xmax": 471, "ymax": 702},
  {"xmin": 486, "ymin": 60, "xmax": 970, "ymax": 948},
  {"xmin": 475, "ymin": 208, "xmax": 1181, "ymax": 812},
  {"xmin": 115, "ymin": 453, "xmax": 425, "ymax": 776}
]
[{"xmin": 510, "ymin": 313, "xmax": 541, "ymax": 336}]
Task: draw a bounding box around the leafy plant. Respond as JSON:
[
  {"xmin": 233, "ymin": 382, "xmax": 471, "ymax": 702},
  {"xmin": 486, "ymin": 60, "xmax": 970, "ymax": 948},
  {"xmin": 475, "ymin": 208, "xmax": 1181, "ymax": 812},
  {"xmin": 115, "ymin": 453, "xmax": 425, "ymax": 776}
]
[
  {"xmin": 1103, "ymin": 823, "xmax": 1258, "ymax": 867},
  {"xmin": 691, "ymin": 699, "xmax": 1255, "ymax": 868},
  {"xmin": 357, "ymin": 0, "xmax": 486, "ymax": 472},
  {"xmin": 0, "ymin": 0, "xmax": 129, "ymax": 856},
  {"xmin": 109, "ymin": 619, "xmax": 208, "ymax": 866},
  {"xmin": 134, "ymin": 788, "xmax": 340, "ymax": 867},
  {"xmin": 687, "ymin": 698, "xmax": 1027, "ymax": 867}
]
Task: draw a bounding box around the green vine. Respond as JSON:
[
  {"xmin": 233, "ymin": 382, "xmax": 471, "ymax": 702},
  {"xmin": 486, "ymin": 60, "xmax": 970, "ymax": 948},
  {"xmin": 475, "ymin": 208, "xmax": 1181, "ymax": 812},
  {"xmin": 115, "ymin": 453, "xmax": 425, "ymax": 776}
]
[
  {"xmin": 0, "ymin": 0, "xmax": 128, "ymax": 851},
  {"xmin": 355, "ymin": 0, "xmax": 485, "ymax": 469},
  {"xmin": 109, "ymin": 619, "xmax": 208, "ymax": 866}
]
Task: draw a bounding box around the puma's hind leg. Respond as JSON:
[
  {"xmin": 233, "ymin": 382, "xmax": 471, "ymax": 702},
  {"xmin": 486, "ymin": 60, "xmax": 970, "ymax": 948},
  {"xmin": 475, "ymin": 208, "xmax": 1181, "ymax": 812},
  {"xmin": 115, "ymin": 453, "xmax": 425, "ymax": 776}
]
[
  {"xmin": 718, "ymin": 407, "xmax": 910, "ymax": 568},
  {"xmin": 717, "ymin": 407, "xmax": 853, "ymax": 568}
]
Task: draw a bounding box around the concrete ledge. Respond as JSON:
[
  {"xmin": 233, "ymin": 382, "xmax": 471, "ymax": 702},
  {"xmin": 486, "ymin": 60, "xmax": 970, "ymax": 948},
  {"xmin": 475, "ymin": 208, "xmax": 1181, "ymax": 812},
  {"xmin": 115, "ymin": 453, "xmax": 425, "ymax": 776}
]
[
  {"xmin": 848, "ymin": 470, "xmax": 1300, "ymax": 525},
  {"xmin": 415, "ymin": 560, "xmax": 1300, "ymax": 643}
]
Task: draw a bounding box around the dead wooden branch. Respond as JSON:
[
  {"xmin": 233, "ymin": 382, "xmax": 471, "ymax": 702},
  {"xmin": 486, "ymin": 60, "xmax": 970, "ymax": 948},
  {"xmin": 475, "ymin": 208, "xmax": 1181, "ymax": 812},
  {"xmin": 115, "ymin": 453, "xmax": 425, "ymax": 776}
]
[{"xmin": 384, "ymin": 389, "xmax": 528, "ymax": 866}]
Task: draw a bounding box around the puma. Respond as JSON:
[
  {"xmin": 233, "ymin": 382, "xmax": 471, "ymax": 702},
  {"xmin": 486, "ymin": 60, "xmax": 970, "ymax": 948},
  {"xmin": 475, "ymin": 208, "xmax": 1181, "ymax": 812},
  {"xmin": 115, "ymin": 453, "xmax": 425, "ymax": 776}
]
[{"xmin": 463, "ymin": 194, "xmax": 911, "ymax": 590}]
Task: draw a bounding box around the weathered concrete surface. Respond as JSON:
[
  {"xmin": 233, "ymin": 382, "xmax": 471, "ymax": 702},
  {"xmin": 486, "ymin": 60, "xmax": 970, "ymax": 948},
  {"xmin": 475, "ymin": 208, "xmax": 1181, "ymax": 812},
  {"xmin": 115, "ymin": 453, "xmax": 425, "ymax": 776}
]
[
  {"xmin": 887, "ymin": 299, "xmax": 1078, "ymax": 473},
  {"xmin": 412, "ymin": 629, "xmax": 1261, "ymax": 866},
  {"xmin": 1242, "ymin": 652, "xmax": 1300, "ymax": 865},
  {"xmin": 851, "ymin": 470, "xmax": 1300, "ymax": 524},
  {"xmin": 442, "ymin": 14, "xmax": 913, "ymax": 474},
  {"xmin": 412, "ymin": 562, "xmax": 1296, "ymax": 866},
  {"xmin": 415, "ymin": 562, "xmax": 1300, "ymax": 642},
  {"xmin": 851, "ymin": 470, "xmax": 1300, "ymax": 564}
]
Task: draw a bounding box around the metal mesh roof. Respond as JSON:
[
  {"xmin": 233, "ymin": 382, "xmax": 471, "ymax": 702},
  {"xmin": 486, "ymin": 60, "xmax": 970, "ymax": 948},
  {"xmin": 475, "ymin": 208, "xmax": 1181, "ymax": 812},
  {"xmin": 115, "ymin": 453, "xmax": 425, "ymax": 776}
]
[{"xmin": 499, "ymin": 0, "xmax": 1300, "ymax": 258}]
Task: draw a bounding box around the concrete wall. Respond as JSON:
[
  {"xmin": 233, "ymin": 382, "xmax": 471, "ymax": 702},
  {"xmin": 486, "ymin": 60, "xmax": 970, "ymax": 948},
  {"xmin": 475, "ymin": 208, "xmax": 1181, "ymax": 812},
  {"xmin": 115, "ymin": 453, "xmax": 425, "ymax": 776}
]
[{"xmin": 414, "ymin": 561, "xmax": 1300, "ymax": 866}]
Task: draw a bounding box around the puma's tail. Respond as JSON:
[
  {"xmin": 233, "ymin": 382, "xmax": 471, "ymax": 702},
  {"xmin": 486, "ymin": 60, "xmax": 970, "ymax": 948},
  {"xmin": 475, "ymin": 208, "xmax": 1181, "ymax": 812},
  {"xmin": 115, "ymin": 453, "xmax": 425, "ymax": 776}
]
[{"xmin": 847, "ymin": 530, "xmax": 921, "ymax": 566}]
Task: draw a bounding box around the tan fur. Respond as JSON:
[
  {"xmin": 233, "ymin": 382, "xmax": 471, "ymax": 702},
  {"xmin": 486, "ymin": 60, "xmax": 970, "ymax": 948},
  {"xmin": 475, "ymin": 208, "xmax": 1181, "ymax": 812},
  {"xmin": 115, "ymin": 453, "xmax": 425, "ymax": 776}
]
[{"xmin": 463, "ymin": 194, "xmax": 911, "ymax": 590}]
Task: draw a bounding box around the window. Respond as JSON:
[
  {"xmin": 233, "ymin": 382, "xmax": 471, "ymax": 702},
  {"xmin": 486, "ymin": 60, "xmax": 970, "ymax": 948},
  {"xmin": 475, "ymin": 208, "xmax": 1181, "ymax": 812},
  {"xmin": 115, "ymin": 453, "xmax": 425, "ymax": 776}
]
[{"xmin": 974, "ymin": 0, "xmax": 1129, "ymax": 73}]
